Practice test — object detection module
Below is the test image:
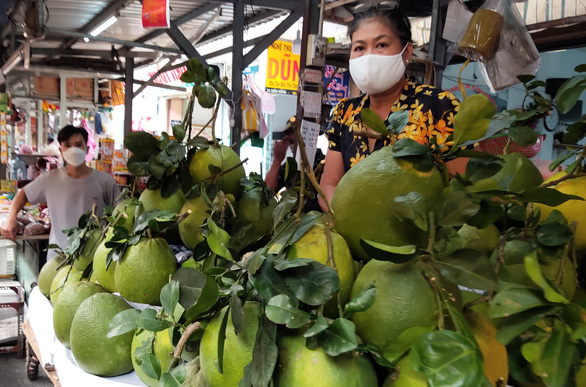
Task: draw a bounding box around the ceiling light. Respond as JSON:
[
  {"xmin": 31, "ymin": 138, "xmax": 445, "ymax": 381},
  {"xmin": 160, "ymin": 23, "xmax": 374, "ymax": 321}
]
[
  {"xmin": 90, "ymin": 16, "xmax": 118, "ymax": 37},
  {"xmin": 83, "ymin": 37, "xmax": 90, "ymax": 42},
  {"xmin": 292, "ymin": 30, "xmax": 301, "ymax": 55}
]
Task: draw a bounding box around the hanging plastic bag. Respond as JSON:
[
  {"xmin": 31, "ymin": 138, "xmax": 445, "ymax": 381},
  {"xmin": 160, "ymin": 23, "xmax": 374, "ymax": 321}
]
[
  {"xmin": 479, "ymin": 0, "xmax": 540, "ymax": 92},
  {"xmin": 457, "ymin": 0, "xmax": 505, "ymax": 62},
  {"xmin": 241, "ymin": 90, "xmax": 260, "ymax": 133},
  {"xmin": 245, "ymin": 75, "xmax": 276, "ymax": 115}
]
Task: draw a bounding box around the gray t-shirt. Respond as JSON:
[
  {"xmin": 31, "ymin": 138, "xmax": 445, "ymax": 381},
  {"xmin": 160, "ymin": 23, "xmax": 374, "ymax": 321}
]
[{"xmin": 24, "ymin": 168, "xmax": 119, "ymax": 259}]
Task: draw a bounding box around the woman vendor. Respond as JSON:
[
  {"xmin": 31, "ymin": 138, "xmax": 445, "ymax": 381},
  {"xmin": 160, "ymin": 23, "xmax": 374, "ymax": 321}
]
[{"xmin": 319, "ymin": 6, "xmax": 462, "ymax": 211}]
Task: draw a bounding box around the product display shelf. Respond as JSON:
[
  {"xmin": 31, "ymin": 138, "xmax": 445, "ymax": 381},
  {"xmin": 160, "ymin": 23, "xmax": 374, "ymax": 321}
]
[
  {"xmin": 0, "ymin": 280, "xmax": 25, "ymax": 358},
  {"xmin": 26, "ymin": 286, "xmax": 144, "ymax": 387}
]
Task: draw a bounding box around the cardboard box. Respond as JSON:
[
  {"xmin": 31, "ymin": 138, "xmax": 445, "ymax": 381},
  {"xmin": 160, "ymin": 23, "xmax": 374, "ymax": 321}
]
[
  {"xmin": 66, "ymin": 78, "xmax": 94, "ymax": 99},
  {"xmin": 32, "ymin": 77, "xmax": 59, "ymax": 97}
]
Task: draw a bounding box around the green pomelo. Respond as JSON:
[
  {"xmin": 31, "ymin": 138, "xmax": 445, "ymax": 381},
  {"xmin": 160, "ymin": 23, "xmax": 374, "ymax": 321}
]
[
  {"xmin": 236, "ymin": 188, "xmax": 278, "ymax": 237},
  {"xmin": 93, "ymin": 231, "xmax": 118, "ymax": 293},
  {"xmin": 199, "ymin": 302, "xmax": 260, "ymax": 387},
  {"xmin": 53, "ymin": 281, "xmax": 107, "ymax": 348},
  {"xmin": 114, "ymin": 237, "xmax": 177, "ymax": 305},
  {"xmin": 286, "ymin": 224, "xmax": 356, "ymax": 316},
  {"xmin": 351, "ymin": 259, "xmax": 460, "ymax": 351},
  {"xmin": 188, "ymin": 145, "xmax": 246, "ymax": 198},
  {"xmin": 50, "ymin": 266, "xmax": 83, "ymax": 304},
  {"xmin": 457, "ymin": 224, "xmax": 500, "ymax": 255},
  {"xmin": 38, "ymin": 256, "xmax": 65, "ymax": 297},
  {"xmin": 383, "ymin": 355, "xmax": 426, "ymax": 386},
  {"xmin": 131, "ymin": 329, "xmax": 174, "ymax": 387},
  {"xmin": 113, "ymin": 198, "xmax": 138, "ymax": 232},
  {"xmin": 331, "ymin": 146, "xmax": 444, "ymax": 261},
  {"xmin": 275, "ymin": 331, "xmax": 378, "ymax": 387},
  {"xmin": 178, "ymin": 195, "xmax": 210, "ymax": 249},
  {"xmin": 70, "ymin": 293, "xmax": 134, "ymax": 376},
  {"xmin": 73, "ymin": 229, "xmax": 102, "ymax": 271},
  {"xmin": 138, "ymin": 188, "xmax": 186, "ymax": 244}
]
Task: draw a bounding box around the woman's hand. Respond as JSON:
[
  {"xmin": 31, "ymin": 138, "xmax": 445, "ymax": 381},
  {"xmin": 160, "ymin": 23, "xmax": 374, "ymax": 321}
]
[{"xmin": 318, "ymin": 150, "xmax": 345, "ymax": 212}]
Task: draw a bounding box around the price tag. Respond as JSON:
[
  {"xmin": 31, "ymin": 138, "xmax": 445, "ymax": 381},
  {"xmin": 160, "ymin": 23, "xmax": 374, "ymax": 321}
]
[{"xmin": 296, "ymin": 120, "xmax": 320, "ymax": 170}]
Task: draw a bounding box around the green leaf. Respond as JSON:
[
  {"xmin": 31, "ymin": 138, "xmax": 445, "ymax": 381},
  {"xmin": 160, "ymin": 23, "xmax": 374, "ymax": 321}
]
[
  {"xmin": 387, "ymin": 109, "xmax": 409, "ymax": 134},
  {"xmin": 249, "ymin": 316, "xmax": 278, "ymax": 387},
  {"xmin": 360, "ymin": 108, "xmax": 387, "ymax": 135},
  {"xmin": 452, "ymin": 94, "xmax": 496, "ymax": 148},
  {"xmin": 489, "ymin": 288, "xmax": 550, "ymax": 318},
  {"xmin": 411, "ymin": 330, "xmax": 484, "ymax": 387},
  {"xmin": 344, "ymin": 282, "xmax": 376, "ymax": 316},
  {"xmin": 522, "ymin": 187, "xmax": 583, "ymax": 206},
  {"xmin": 187, "ymin": 58, "xmax": 206, "ymax": 81},
  {"xmin": 124, "ymin": 131, "xmax": 159, "ymax": 156},
  {"xmin": 265, "ymin": 294, "xmax": 311, "ymax": 329},
  {"xmin": 160, "ymin": 280, "xmax": 180, "ymax": 317},
  {"xmin": 541, "ymin": 329, "xmax": 577, "ymax": 387},
  {"xmin": 198, "ymin": 84, "xmax": 217, "ymax": 109},
  {"xmin": 561, "ymin": 121, "xmax": 586, "ymax": 145},
  {"xmin": 173, "ymin": 268, "xmax": 219, "ymax": 320},
  {"xmin": 465, "ymin": 158, "xmax": 503, "ymax": 182},
  {"xmin": 304, "ymin": 315, "xmax": 329, "ymax": 338},
  {"xmin": 392, "ymin": 138, "xmax": 430, "ymax": 157},
  {"xmin": 556, "ymin": 74, "xmax": 586, "ymax": 114},
  {"xmin": 160, "ymin": 372, "xmax": 183, "ymax": 387},
  {"xmin": 524, "ymin": 251, "xmax": 570, "ymax": 304},
  {"xmin": 230, "ymin": 292, "xmax": 245, "ymax": 335},
  {"xmin": 495, "ymin": 306, "xmax": 554, "ymax": 345},
  {"xmin": 141, "ymin": 353, "xmax": 161, "ymax": 380},
  {"xmin": 148, "ymin": 155, "xmax": 167, "ymax": 180},
  {"xmin": 250, "ymin": 261, "xmax": 297, "ymax": 305},
  {"xmin": 518, "ymin": 74, "xmax": 536, "ymax": 84},
  {"xmin": 536, "ymin": 222, "xmax": 574, "ymax": 247},
  {"xmin": 549, "ymin": 151, "xmax": 576, "ymax": 171},
  {"xmin": 134, "ymin": 332, "xmax": 155, "ymax": 365},
  {"xmin": 107, "ymin": 309, "xmax": 141, "ymax": 338},
  {"xmin": 392, "ymin": 192, "xmax": 429, "ymax": 231},
  {"xmin": 283, "ymin": 261, "xmax": 340, "ymax": 306},
  {"xmin": 161, "ymin": 175, "xmax": 180, "ymax": 199},
  {"xmin": 576, "ymin": 64, "xmax": 586, "ymax": 73},
  {"xmin": 169, "ymin": 365, "xmax": 186, "ymax": 384},
  {"xmin": 273, "ymin": 258, "xmax": 313, "ymax": 271},
  {"xmin": 359, "ymin": 239, "xmax": 417, "ymax": 263},
  {"xmin": 437, "ymin": 249, "xmax": 499, "ymax": 291},
  {"xmin": 172, "ymin": 124, "xmax": 186, "ymax": 143},
  {"xmin": 316, "ymin": 318, "xmax": 358, "ymax": 356},
  {"xmin": 216, "ymin": 306, "xmax": 230, "ymax": 374},
  {"xmin": 528, "ymin": 80, "xmax": 547, "ymax": 89},
  {"xmin": 137, "ymin": 308, "xmax": 174, "ymax": 332},
  {"xmin": 483, "ymin": 111, "xmax": 519, "ymax": 140},
  {"xmin": 508, "ymin": 126, "xmax": 538, "ymax": 147},
  {"xmin": 272, "ymin": 195, "xmax": 297, "ymax": 229},
  {"xmin": 439, "ymin": 190, "xmax": 480, "ymax": 226},
  {"xmin": 383, "ymin": 326, "xmax": 435, "ymax": 364},
  {"xmin": 207, "ymin": 219, "xmax": 233, "ymax": 261},
  {"xmin": 215, "ymin": 83, "xmax": 228, "ymax": 98},
  {"xmin": 127, "ymin": 161, "xmax": 150, "ymax": 176},
  {"xmin": 288, "ymin": 212, "xmax": 322, "ymax": 246}
]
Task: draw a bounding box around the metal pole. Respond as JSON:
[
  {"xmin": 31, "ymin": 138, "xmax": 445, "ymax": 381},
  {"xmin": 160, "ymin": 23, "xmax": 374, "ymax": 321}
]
[
  {"xmin": 231, "ymin": 0, "xmax": 245, "ymax": 155},
  {"xmin": 60, "ymin": 77, "xmax": 67, "ymax": 128},
  {"xmin": 123, "ymin": 58, "xmax": 134, "ymax": 137}
]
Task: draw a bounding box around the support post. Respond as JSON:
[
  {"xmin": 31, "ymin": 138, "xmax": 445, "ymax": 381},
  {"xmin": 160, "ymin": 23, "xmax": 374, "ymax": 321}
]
[
  {"xmin": 37, "ymin": 100, "xmax": 43, "ymax": 150},
  {"xmin": 123, "ymin": 58, "xmax": 134, "ymax": 137},
  {"xmin": 60, "ymin": 77, "xmax": 67, "ymax": 129},
  {"xmin": 231, "ymin": 0, "xmax": 245, "ymax": 155}
]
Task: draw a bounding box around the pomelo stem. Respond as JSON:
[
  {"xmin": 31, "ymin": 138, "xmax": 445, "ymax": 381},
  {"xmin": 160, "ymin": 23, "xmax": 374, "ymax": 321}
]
[
  {"xmin": 295, "ymin": 158, "xmax": 305, "ymax": 219},
  {"xmin": 542, "ymin": 172, "xmax": 586, "ymax": 187},
  {"xmin": 167, "ymin": 322, "xmax": 202, "ymax": 372},
  {"xmin": 556, "ymin": 221, "xmax": 576, "ymax": 285},
  {"xmin": 205, "ymin": 158, "xmax": 249, "ymax": 184},
  {"xmin": 324, "ymin": 213, "xmax": 343, "ymax": 317}
]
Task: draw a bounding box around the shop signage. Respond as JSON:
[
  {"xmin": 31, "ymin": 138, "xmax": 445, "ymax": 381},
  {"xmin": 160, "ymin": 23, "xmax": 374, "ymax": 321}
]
[
  {"xmin": 142, "ymin": 0, "xmax": 170, "ymax": 29},
  {"xmin": 266, "ymin": 40, "xmax": 300, "ymax": 95},
  {"xmin": 324, "ymin": 65, "xmax": 350, "ymax": 106}
]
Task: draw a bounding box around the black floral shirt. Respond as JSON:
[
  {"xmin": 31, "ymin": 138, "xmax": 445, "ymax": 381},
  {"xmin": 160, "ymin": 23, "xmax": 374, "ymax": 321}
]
[{"xmin": 326, "ymin": 76, "xmax": 461, "ymax": 171}]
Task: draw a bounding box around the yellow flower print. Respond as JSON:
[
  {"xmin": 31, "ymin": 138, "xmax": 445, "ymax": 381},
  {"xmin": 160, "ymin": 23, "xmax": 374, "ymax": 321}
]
[
  {"xmin": 391, "ymin": 102, "xmax": 408, "ymax": 113},
  {"xmin": 328, "ymin": 140, "xmax": 337, "ymax": 148},
  {"xmin": 350, "ymin": 152, "xmax": 365, "ymax": 168},
  {"xmin": 410, "ymin": 100, "xmax": 424, "ymax": 121},
  {"xmin": 423, "ymin": 90, "xmax": 433, "ymax": 96},
  {"xmin": 359, "ymin": 141, "xmax": 368, "ymax": 153},
  {"xmin": 342, "ymin": 103, "xmax": 356, "ymax": 124},
  {"xmin": 399, "ymin": 94, "xmax": 408, "ymax": 101},
  {"xmin": 446, "ymin": 112, "xmax": 455, "ymax": 126},
  {"xmin": 438, "ymin": 91, "xmax": 452, "ymax": 100}
]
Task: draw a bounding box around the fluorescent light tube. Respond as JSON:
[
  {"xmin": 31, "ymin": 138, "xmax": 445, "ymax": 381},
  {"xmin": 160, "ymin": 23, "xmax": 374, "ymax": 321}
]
[
  {"xmin": 90, "ymin": 16, "xmax": 118, "ymax": 37},
  {"xmin": 2, "ymin": 52, "xmax": 22, "ymax": 74}
]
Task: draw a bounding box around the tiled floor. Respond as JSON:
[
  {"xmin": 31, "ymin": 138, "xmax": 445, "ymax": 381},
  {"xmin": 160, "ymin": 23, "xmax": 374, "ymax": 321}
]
[{"xmin": 0, "ymin": 352, "xmax": 54, "ymax": 387}]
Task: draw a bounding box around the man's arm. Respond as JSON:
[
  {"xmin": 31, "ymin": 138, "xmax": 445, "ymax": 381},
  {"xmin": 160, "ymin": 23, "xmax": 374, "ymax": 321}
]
[
  {"xmin": 1, "ymin": 189, "xmax": 29, "ymax": 240},
  {"xmin": 265, "ymin": 138, "xmax": 293, "ymax": 192}
]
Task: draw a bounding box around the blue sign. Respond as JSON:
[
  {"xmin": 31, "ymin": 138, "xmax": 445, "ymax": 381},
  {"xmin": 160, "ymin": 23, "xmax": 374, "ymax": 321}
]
[{"xmin": 324, "ymin": 65, "xmax": 350, "ymax": 106}]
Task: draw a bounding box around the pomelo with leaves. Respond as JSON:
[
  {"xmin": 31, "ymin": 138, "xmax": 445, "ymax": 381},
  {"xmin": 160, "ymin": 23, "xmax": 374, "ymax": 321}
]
[
  {"xmin": 72, "ymin": 228, "xmax": 102, "ymax": 271},
  {"xmin": 178, "ymin": 194, "xmax": 210, "ymax": 250},
  {"xmin": 93, "ymin": 228, "xmax": 118, "ymax": 293},
  {"xmin": 50, "ymin": 266, "xmax": 84, "ymax": 304},
  {"xmin": 331, "ymin": 146, "xmax": 444, "ymax": 261},
  {"xmin": 188, "ymin": 144, "xmax": 245, "ymax": 198},
  {"xmin": 114, "ymin": 237, "xmax": 177, "ymax": 305},
  {"xmin": 131, "ymin": 328, "xmax": 175, "ymax": 387},
  {"xmin": 38, "ymin": 255, "xmax": 65, "ymax": 297},
  {"xmin": 199, "ymin": 302, "xmax": 260, "ymax": 387}
]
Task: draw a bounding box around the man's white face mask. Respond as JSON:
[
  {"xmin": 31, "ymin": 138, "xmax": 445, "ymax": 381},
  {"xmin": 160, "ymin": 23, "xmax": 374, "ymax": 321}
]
[{"xmin": 63, "ymin": 147, "xmax": 86, "ymax": 167}]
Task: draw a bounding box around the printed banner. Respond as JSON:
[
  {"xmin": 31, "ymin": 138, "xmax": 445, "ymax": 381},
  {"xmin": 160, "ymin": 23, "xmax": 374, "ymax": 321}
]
[
  {"xmin": 266, "ymin": 40, "xmax": 300, "ymax": 95},
  {"xmin": 0, "ymin": 112, "xmax": 7, "ymax": 164},
  {"xmin": 324, "ymin": 66, "xmax": 350, "ymax": 106},
  {"xmin": 142, "ymin": 0, "xmax": 170, "ymax": 29}
]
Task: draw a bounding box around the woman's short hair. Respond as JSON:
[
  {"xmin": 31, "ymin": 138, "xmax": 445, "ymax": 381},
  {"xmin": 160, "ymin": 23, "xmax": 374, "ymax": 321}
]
[{"xmin": 348, "ymin": 7, "xmax": 412, "ymax": 47}]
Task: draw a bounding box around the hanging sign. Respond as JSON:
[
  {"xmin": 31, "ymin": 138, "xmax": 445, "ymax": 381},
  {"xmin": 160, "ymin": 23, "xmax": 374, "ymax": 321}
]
[
  {"xmin": 0, "ymin": 113, "xmax": 7, "ymax": 165},
  {"xmin": 266, "ymin": 40, "xmax": 300, "ymax": 95},
  {"xmin": 324, "ymin": 66, "xmax": 350, "ymax": 106},
  {"xmin": 142, "ymin": 0, "xmax": 170, "ymax": 29},
  {"xmin": 296, "ymin": 120, "xmax": 320, "ymax": 169}
]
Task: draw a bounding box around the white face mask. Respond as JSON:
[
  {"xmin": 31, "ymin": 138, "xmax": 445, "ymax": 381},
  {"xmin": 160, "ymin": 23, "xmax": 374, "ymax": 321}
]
[
  {"xmin": 63, "ymin": 147, "xmax": 86, "ymax": 167},
  {"xmin": 349, "ymin": 46, "xmax": 408, "ymax": 95}
]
